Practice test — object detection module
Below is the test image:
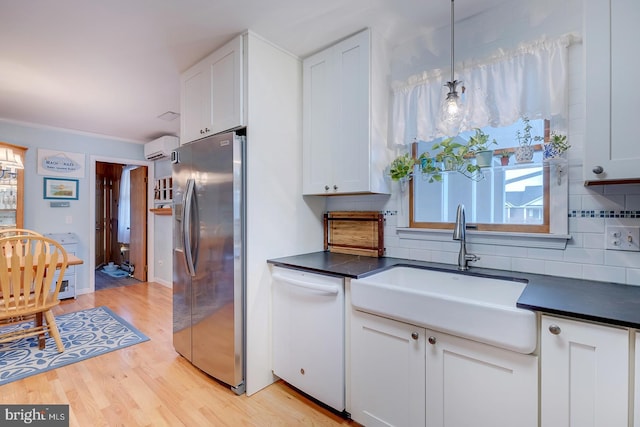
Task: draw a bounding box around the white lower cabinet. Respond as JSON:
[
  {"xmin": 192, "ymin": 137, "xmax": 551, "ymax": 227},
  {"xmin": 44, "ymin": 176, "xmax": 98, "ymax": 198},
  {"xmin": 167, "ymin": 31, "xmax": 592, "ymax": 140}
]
[
  {"xmin": 426, "ymin": 330, "xmax": 538, "ymax": 427},
  {"xmin": 541, "ymin": 315, "xmax": 629, "ymax": 427},
  {"xmin": 350, "ymin": 309, "xmax": 538, "ymax": 427},
  {"xmin": 350, "ymin": 310, "xmax": 426, "ymax": 427}
]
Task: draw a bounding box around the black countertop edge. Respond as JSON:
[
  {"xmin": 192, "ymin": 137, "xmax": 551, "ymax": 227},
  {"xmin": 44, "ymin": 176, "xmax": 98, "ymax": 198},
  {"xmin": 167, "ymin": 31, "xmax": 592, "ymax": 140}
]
[{"xmin": 267, "ymin": 251, "xmax": 640, "ymax": 330}]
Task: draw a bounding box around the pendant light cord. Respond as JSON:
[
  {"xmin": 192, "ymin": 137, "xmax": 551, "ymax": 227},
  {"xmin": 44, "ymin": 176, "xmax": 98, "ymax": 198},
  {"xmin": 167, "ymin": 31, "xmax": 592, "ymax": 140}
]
[{"xmin": 450, "ymin": 0, "xmax": 455, "ymax": 83}]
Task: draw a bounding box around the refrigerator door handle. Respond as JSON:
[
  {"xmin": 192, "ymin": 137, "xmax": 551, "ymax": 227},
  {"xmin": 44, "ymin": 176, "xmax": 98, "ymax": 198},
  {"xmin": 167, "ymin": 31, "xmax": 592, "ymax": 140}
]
[{"xmin": 183, "ymin": 178, "xmax": 197, "ymax": 277}]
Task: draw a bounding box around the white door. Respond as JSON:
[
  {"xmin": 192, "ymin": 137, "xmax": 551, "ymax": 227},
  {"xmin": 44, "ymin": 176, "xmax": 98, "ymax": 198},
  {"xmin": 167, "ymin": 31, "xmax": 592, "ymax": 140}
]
[
  {"xmin": 584, "ymin": 0, "xmax": 640, "ymax": 182},
  {"xmin": 350, "ymin": 309, "xmax": 426, "ymax": 427},
  {"xmin": 426, "ymin": 330, "xmax": 538, "ymax": 427},
  {"xmin": 302, "ymin": 47, "xmax": 334, "ymax": 194},
  {"xmin": 332, "ymin": 29, "xmax": 370, "ymax": 194},
  {"xmin": 209, "ymin": 35, "xmax": 243, "ymax": 135},
  {"xmin": 541, "ymin": 315, "xmax": 629, "ymax": 427}
]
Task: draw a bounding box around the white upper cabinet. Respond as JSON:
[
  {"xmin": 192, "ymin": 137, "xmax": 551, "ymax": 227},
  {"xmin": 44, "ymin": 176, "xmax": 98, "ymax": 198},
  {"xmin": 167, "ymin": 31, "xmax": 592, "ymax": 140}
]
[
  {"xmin": 302, "ymin": 29, "xmax": 391, "ymax": 195},
  {"xmin": 180, "ymin": 36, "xmax": 244, "ymax": 145},
  {"xmin": 584, "ymin": 0, "xmax": 640, "ymax": 183}
]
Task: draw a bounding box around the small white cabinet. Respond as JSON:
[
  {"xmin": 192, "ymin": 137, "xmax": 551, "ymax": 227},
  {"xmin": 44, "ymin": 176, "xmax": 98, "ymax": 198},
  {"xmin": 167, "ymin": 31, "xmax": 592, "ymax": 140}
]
[
  {"xmin": 350, "ymin": 309, "xmax": 538, "ymax": 427},
  {"xmin": 584, "ymin": 0, "xmax": 640, "ymax": 183},
  {"xmin": 426, "ymin": 329, "xmax": 538, "ymax": 427},
  {"xmin": 180, "ymin": 35, "xmax": 244, "ymax": 144},
  {"xmin": 350, "ymin": 309, "xmax": 426, "ymax": 426},
  {"xmin": 540, "ymin": 315, "xmax": 629, "ymax": 427},
  {"xmin": 302, "ymin": 28, "xmax": 391, "ymax": 195}
]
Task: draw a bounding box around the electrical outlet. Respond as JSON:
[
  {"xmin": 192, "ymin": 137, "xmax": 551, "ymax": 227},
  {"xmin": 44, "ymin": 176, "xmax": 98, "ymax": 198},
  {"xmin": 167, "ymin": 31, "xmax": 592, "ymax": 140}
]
[{"xmin": 605, "ymin": 226, "xmax": 640, "ymax": 251}]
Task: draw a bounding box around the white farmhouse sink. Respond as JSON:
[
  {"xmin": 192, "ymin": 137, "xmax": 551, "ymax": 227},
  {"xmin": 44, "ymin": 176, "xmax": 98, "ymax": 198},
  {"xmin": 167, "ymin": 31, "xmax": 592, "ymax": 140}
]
[{"xmin": 350, "ymin": 266, "xmax": 536, "ymax": 354}]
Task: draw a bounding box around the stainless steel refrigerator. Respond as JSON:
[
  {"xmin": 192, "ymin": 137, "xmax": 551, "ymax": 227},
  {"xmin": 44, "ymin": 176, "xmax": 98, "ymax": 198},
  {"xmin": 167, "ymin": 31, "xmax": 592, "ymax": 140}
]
[{"xmin": 172, "ymin": 130, "xmax": 245, "ymax": 395}]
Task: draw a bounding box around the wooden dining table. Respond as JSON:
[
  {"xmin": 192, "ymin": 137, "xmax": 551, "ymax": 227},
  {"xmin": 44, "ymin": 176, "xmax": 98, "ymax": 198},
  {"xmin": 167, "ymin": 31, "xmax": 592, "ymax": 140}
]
[{"xmin": 3, "ymin": 253, "xmax": 83, "ymax": 271}]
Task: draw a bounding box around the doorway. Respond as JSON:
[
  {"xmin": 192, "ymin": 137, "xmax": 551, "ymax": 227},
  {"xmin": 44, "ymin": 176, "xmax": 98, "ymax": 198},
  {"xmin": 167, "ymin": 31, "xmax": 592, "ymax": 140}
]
[{"xmin": 95, "ymin": 161, "xmax": 148, "ymax": 286}]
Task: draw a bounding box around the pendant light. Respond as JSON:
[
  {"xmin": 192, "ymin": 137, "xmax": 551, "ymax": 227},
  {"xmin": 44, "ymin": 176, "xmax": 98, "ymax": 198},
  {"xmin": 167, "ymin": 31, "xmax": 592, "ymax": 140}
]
[{"xmin": 440, "ymin": 0, "xmax": 464, "ymax": 135}]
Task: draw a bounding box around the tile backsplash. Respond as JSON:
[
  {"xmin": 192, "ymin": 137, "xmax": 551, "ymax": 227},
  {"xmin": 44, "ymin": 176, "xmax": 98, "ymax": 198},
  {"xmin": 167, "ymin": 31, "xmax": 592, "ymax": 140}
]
[{"xmin": 326, "ymin": 177, "xmax": 640, "ymax": 286}]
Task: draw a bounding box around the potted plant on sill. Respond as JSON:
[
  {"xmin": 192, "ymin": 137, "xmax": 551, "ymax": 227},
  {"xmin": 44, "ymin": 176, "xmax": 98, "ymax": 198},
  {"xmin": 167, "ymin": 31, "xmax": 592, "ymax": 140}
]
[
  {"xmin": 543, "ymin": 131, "xmax": 570, "ymax": 162},
  {"xmin": 499, "ymin": 150, "xmax": 512, "ymax": 166},
  {"xmin": 468, "ymin": 128, "xmax": 497, "ymax": 168},
  {"xmin": 515, "ymin": 116, "xmax": 543, "ymax": 163}
]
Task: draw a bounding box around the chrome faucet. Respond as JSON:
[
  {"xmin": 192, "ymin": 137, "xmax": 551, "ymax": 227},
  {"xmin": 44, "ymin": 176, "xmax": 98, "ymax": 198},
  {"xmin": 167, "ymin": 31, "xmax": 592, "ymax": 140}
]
[{"xmin": 453, "ymin": 204, "xmax": 479, "ymax": 270}]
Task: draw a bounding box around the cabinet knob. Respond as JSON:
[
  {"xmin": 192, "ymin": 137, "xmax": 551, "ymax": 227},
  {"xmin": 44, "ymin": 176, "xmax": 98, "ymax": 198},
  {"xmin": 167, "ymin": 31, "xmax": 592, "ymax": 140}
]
[
  {"xmin": 333, "ymin": 185, "xmax": 338, "ymax": 190},
  {"xmin": 428, "ymin": 336, "xmax": 437, "ymax": 345},
  {"xmin": 592, "ymin": 166, "xmax": 604, "ymax": 175},
  {"xmin": 548, "ymin": 324, "xmax": 562, "ymax": 335},
  {"xmin": 300, "ymin": 368, "xmax": 305, "ymax": 375},
  {"xmin": 324, "ymin": 185, "xmax": 330, "ymax": 191},
  {"xmin": 411, "ymin": 332, "xmax": 419, "ymax": 340},
  {"xmin": 200, "ymin": 129, "xmax": 205, "ymax": 134}
]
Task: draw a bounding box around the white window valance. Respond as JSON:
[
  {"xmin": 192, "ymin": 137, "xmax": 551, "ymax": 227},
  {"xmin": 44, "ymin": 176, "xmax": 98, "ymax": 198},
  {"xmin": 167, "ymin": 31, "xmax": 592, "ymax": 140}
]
[{"xmin": 391, "ymin": 33, "xmax": 580, "ymax": 146}]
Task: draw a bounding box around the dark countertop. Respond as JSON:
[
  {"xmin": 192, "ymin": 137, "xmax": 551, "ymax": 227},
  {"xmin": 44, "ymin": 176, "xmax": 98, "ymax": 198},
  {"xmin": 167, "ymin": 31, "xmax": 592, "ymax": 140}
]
[{"xmin": 268, "ymin": 251, "xmax": 640, "ymax": 329}]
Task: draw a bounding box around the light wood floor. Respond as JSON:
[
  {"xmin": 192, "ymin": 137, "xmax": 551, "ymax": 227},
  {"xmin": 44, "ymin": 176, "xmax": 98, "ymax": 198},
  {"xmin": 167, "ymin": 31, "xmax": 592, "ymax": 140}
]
[{"xmin": 0, "ymin": 282, "xmax": 359, "ymax": 427}]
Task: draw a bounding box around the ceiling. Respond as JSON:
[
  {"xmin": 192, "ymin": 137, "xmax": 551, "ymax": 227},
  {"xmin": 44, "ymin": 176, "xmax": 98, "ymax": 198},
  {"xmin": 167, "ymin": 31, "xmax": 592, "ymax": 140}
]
[{"xmin": 0, "ymin": 0, "xmax": 504, "ymax": 143}]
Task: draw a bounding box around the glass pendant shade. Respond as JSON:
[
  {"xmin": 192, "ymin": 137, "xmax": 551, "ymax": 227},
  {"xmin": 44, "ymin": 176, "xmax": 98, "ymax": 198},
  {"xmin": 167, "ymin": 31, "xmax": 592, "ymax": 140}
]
[{"xmin": 440, "ymin": 80, "xmax": 464, "ymax": 135}]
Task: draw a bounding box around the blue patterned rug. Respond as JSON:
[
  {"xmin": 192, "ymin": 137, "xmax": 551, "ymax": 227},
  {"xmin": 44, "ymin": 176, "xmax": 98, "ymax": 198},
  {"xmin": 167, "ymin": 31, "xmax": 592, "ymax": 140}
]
[{"xmin": 0, "ymin": 306, "xmax": 149, "ymax": 386}]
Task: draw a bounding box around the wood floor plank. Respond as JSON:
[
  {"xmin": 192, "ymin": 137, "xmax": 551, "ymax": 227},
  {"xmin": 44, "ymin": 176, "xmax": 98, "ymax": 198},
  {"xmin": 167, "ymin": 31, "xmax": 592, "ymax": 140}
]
[{"xmin": 0, "ymin": 282, "xmax": 359, "ymax": 426}]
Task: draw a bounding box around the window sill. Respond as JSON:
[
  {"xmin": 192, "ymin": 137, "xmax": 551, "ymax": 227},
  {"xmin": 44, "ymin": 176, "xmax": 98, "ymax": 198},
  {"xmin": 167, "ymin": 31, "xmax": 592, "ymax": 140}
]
[{"xmin": 396, "ymin": 227, "xmax": 571, "ymax": 250}]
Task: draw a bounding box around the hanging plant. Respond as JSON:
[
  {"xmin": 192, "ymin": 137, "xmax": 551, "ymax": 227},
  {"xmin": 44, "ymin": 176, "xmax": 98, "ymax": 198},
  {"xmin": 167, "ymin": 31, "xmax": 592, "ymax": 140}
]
[{"xmin": 388, "ymin": 153, "xmax": 416, "ymax": 181}]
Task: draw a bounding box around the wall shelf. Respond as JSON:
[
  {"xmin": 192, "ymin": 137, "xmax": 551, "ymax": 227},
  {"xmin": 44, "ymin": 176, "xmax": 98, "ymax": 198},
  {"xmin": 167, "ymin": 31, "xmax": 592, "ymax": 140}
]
[{"xmin": 150, "ymin": 207, "xmax": 172, "ymax": 216}]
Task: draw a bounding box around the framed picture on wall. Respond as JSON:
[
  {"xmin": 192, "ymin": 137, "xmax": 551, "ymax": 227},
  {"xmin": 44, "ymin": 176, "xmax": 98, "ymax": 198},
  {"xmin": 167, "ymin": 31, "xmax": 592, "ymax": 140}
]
[{"xmin": 43, "ymin": 177, "xmax": 79, "ymax": 200}]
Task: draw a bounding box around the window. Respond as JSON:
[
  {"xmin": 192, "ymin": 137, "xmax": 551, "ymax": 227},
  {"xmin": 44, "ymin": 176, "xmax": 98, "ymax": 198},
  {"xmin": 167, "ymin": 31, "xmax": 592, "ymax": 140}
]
[{"xmin": 410, "ymin": 118, "xmax": 551, "ymax": 233}]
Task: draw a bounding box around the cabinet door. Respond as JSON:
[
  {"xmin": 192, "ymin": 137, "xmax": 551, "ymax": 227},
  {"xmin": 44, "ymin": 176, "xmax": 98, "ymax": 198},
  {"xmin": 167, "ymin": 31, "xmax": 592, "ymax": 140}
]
[
  {"xmin": 0, "ymin": 143, "xmax": 25, "ymax": 230},
  {"xmin": 209, "ymin": 35, "xmax": 243, "ymax": 135},
  {"xmin": 350, "ymin": 310, "xmax": 426, "ymax": 427},
  {"xmin": 302, "ymin": 29, "xmax": 382, "ymax": 195},
  {"xmin": 180, "ymin": 61, "xmax": 211, "ymax": 144},
  {"xmin": 331, "ymin": 30, "xmax": 370, "ymax": 194},
  {"xmin": 180, "ymin": 36, "xmax": 244, "ymax": 145},
  {"xmin": 541, "ymin": 315, "xmax": 629, "ymax": 427},
  {"xmin": 426, "ymin": 330, "xmax": 538, "ymax": 427},
  {"xmin": 302, "ymin": 48, "xmax": 334, "ymax": 194},
  {"xmin": 584, "ymin": 0, "xmax": 640, "ymax": 182}
]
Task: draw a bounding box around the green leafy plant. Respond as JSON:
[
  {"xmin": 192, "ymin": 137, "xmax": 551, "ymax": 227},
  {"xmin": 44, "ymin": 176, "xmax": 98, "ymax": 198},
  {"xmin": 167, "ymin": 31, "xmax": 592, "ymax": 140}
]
[
  {"xmin": 388, "ymin": 153, "xmax": 416, "ymax": 181},
  {"xmin": 467, "ymin": 128, "xmax": 497, "ymax": 153},
  {"xmin": 515, "ymin": 116, "xmax": 544, "ymax": 147},
  {"xmin": 548, "ymin": 131, "xmax": 570, "ymax": 153},
  {"xmin": 500, "ymin": 149, "xmax": 512, "ymax": 158},
  {"xmin": 418, "ymin": 137, "xmax": 483, "ymax": 182}
]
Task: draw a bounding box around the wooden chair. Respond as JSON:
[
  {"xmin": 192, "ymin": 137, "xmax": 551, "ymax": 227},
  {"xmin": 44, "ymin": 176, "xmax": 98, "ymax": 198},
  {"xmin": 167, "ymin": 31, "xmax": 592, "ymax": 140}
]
[
  {"xmin": 0, "ymin": 228, "xmax": 43, "ymax": 237},
  {"xmin": 0, "ymin": 235, "xmax": 68, "ymax": 352}
]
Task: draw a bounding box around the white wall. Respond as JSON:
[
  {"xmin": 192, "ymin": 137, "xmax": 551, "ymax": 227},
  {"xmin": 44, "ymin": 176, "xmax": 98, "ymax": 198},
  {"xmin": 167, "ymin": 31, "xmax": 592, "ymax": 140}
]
[
  {"xmin": 152, "ymin": 158, "xmax": 173, "ymax": 286},
  {"xmin": 329, "ymin": 0, "xmax": 640, "ymax": 286},
  {"xmin": 244, "ymin": 32, "xmax": 325, "ymax": 395},
  {"xmin": 0, "ymin": 119, "xmax": 147, "ymax": 293}
]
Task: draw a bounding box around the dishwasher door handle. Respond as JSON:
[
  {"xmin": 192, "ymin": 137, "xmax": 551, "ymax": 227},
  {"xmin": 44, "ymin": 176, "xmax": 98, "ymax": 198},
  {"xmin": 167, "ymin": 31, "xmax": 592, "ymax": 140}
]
[{"xmin": 272, "ymin": 272, "xmax": 340, "ymax": 295}]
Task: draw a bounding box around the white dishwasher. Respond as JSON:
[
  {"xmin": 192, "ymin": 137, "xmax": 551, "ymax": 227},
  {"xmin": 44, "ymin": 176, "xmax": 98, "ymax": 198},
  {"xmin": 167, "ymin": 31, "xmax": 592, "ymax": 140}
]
[{"xmin": 271, "ymin": 266, "xmax": 345, "ymax": 412}]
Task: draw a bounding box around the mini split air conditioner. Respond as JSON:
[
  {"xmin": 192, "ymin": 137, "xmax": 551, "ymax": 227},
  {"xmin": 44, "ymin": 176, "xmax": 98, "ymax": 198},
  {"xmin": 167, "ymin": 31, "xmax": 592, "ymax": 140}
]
[{"xmin": 144, "ymin": 136, "xmax": 179, "ymax": 161}]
